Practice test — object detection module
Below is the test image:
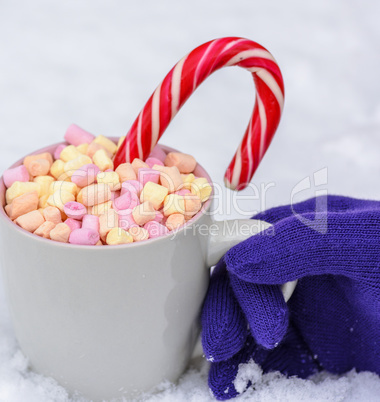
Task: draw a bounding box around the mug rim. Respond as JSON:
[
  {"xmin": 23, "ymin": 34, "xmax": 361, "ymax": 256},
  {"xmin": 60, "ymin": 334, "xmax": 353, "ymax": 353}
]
[{"xmin": 0, "ymin": 141, "xmax": 213, "ymax": 250}]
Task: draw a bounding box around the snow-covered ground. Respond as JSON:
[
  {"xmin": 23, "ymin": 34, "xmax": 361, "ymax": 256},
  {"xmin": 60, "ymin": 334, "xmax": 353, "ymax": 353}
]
[{"xmin": 1, "ymin": 0, "xmax": 380, "ymax": 400}]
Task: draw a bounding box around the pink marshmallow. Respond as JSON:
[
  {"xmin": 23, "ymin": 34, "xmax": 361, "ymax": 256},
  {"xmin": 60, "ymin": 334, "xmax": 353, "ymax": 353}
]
[
  {"xmin": 82, "ymin": 214, "xmax": 100, "ymax": 232},
  {"xmin": 64, "ymin": 201, "xmax": 87, "ymax": 220},
  {"xmin": 71, "ymin": 164, "xmax": 100, "ymax": 188},
  {"xmin": 118, "ymin": 209, "xmax": 138, "ymax": 230},
  {"xmin": 113, "ymin": 190, "xmax": 139, "ymax": 211},
  {"xmin": 148, "ymin": 145, "xmax": 167, "ymax": 162},
  {"xmin": 2, "ymin": 165, "xmax": 30, "ymax": 188},
  {"xmin": 138, "ymin": 168, "xmax": 160, "ymax": 187},
  {"xmin": 144, "ymin": 221, "xmax": 169, "ymax": 239},
  {"xmin": 54, "ymin": 144, "xmax": 66, "ymax": 160},
  {"xmin": 64, "ymin": 218, "xmax": 82, "ymax": 231},
  {"xmin": 145, "ymin": 157, "xmax": 164, "ymax": 168},
  {"xmin": 120, "ymin": 180, "xmax": 143, "ymax": 197},
  {"xmin": 175, "ymin": 189, "xmax": 191, "ymax": 196},
  {"xmin": 69, "ymin": 228, "xmax": 100, "ymax": 245},
  {"xmin": 153, "ymin": 211, "xmax": 164, "ymax": 223},
  {"xmin": 64, "ymin": 124, "xmax": 95, "ymax": 146}
]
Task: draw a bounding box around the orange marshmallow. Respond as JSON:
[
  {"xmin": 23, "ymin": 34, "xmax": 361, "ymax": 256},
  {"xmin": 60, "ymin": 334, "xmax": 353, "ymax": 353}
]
[
  {"xmin": 159, "ymin": 166, "xmax": 182, "ymax": 193},
  {"xmin": 128, "ymin": 226, "xmax": 149, "ymax": 242},
  {"xmin": 184, "ymin": 194, "xmax": 202, "ymax": 217},
  {"xmin": 106, "ymin": 227, "xmax": 133, "ymax": 245},
  {"xmin": 43, "ymin": 206, "xmax": 62, "ymax": 224},
  {"xmin": 15, "ymin": 210, "xmax": 45, "ymax": 232},
  {"xmin": 163, "ymin": 194, "xmax": 185, "ymax": 216},
  {"xmin": 139, "ymin": 182, "xmax": 168, "ymax": 210},
  {"xmin": 132, "ymin": 201, "xmax": 156, "ymax": 225},
  {"xmin": 34, "ymin": 221, "xmax": 56, "ymax": 238},
  {"xmin": 23, "ymin": 152, "xmax": 53, "ymax": 170},
  {"xmin": 6, "ymin": 191, "xmax": 39, "ymax": 220},
  {"xmin": 49, "ymin": 222, "xmax": 71, "ymax": 243},
  {"xmin": 131, "ymin": 158, "xmax": 149, "ymax": 174},
  {"xmin": 81, "ymin": 184, "xmax": 111, "ymax": 207},
  {"xmin": 164, "ymin": 152, "xmax": 197, "ymax": 174},
  {"xmin": 115, "ymin": 163, "xmax": 137, "ymax": 182},
  {"xmin": 28, "ymin": 158, "xmax": 51, "ymax": 177},
  {"xmin": 99, "ymin": 209, "xmax": 119, "ymax": 241},
  {"xmin": 166, "ymin": 213, "xmax": 185, "ymax": 230}
]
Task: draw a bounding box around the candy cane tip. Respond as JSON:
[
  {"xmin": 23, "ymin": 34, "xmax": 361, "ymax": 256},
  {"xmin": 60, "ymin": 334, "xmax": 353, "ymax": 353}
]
[{"xmin": 224, "ymin": 177, "xmax": 238, "ymax": 191}]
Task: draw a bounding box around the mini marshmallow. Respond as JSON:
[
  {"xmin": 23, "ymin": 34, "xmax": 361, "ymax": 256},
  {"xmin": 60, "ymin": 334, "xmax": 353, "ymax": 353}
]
[
  {"xmin": 117, "ymin": 209, "xmax": 138, "ymax": 230},
  {"xmin": 99, "ymin": 209, "xmax": 118, "ymax": 241},
  {"xmin": 154, "ymin": 210, "xmax": 164, "ymax": 223},
  {"xmin": 115, "ymin": 163, "xmax": 137, "ymax": 182},
  {"xmin": 82, "ymin": 214, "xmax": 100, "ymax": 232},
  {"xmin": 128, "ymin": 226, "xmax": 149, "ymax": 242},
  {"xmin": 3, "ymin": 165, "xmax": 29, "ymax": 188},
  {"xmin": 181, "ymin": 173, "xmax": 196, "ymax": 190},
  {"xmin": 64, "ymin": 155, "xmax": 93, "ymax": 177},
  {"xmin": 15, "ymin": 210, "xmax": 45, "ymax": 233},
  {"xmin": 50, "ymin": 181, "xmax": 78, "ymax": 196},
  {"xmin": 96, "ymin": 171, "xmax": 121, "ymax": 191},
  {"xmin": 175, "ymin": 188, "xmax": 191, "ymax": 196},
  {"xmin": 148, "ymin": 145, "xmax": 167, "ymax": 162},
  {"xmin": 86, "ymin": 142, "xmax": 112, "ymax": 159},
  {"xmin": 145, "ymin": 157, "xmax": 164, "ymax": 168},
  {"xmin": 34, "ymin": 221, "xmax": 56, "ymax": 238},
  {"xmin": 131, "ymin": 158, "xmax": 149, "ymax": 174},
  {"xmin": 28, "ymin": 159, "xmax": 51, "ymax": 177},
  {"xmin": 38, "ymin": 195, "xmax": 49, "ymax": 209},
  {"xmin": 184, "ymin": 194, "xmax": 202, "ymax": 217},
  {"xmin": 6, "ymin": 191, "xmax": 39, "ymax": 220},
  {"xmin": 64, "ymin": 201, "xmax": 87, "ymax": 220},
  {"xmin": 23, "ymin": 152, "xmax": 53, "ymax": 170},
  {"xmin": 64, "ymin": 218, "xmax": 82, "ymax": 231},
  {"xmin": 164, "ymin": 152, "xmax": 197, "ymax": 173},
  {"xmin": 158, "ymin": 166, "xmax": 182, "ymax": 193},
  {"xmin": 166, "ymin": 213, "xmax": 185, "ymax": 231},
  {"xmin": 190, "ymin": 177, "xmax": 212, "ymax": 202},
  {"xmin": 50, "ymin": 159, "xmax": 66, "ymax": 180},
  {"xmin": 106, "ymin": 227, "xmax": 133, "ymax": 245},
  {"xmin": 43, "ymin": 206, "xmax": 62, "ymax": 224},
  {"xmin": 113, "ymin": 190, "xmax": 139, "ymax": 211},
  {"xmin": 81, "ymin": 183, "xmax": 111, "ymax": 207},
  {"xmin": 69, "ymin": 228, "xmax": 100, "ymax": 245},
  {"xmin": 163, "ymin": 194, "xmax": 185, "ymax": 216},
  {"xmin": 132, "ymin": 201, "xmax": 156, "ymax": 226},
  {"xmin": 47, "ymin": 190, "xmax": 75, "ymax": 212},
  {"xmin": 138, "ymin": 168, "xmax": 160, "ymax": 187},
  {"xmin": 77, "ymin": 143, "xmax": 89, "ymax": 155},
  {"xmin": 92, "ymin": 135, "xmax": 117, "ymax": 155},
  {"xmin": 49, "ymin": 222, "xmax": 71, "ymax": 243},
  {"xmin": 93, "ymin": 149, "xmax": 114, "ymax": 171},
  {"xmin": 54, "ymin": 144, "xmax": 66, "ymax": 160},
  {"xmin": 71, "ymin": 164, "xmax": 100, "ymax": 188},
  {"xmin": 33, "ymin": 175, "xmax": 55, "ymax": 196},
  {"xmin": 120, "ymin": 180, "xmax": 142, "ymax": 197},
  {"xmin": 139, "ymin": 182, "xmax": 168, "ymax": 210},
  {"xmin": 6, "ymin": 181, "xmax": 41, "ymax": 204},
  {"xmin": 59, "ymin": 145, "xmax": 82, "ymax": 163},
  {"xmin": 64, "ymin": 124, "xmax": 95, "ymax": 146},
  {"xmin": 144, "ymin": 221, "xmax": 169, "ymax": 239},
  {"xmin": 90, "ymin": 200, "xmax": 112, "ymax": 216}
]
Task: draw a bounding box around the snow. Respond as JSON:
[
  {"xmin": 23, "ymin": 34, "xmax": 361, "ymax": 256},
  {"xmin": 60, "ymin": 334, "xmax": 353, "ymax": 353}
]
[{"xmin": 1, "ymin": 0, "xmax": 380, "ymax": 400}]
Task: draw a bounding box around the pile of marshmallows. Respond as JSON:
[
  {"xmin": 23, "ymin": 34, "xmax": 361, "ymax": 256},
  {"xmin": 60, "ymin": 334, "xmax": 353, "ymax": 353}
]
[{"xmin": 2, "ymin": 125, "xmax": 212, "ymax": 246}]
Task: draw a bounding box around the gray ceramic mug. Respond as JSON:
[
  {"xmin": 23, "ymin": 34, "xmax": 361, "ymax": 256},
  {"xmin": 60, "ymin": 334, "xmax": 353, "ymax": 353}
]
[{"xmin": 0, "ymin": 142, "xmax": 296, "ymax": 400}]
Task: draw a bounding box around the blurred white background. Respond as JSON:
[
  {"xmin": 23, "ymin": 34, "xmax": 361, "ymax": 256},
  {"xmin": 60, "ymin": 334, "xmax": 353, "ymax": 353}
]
[{"xmin": 1, "ymin": 1, "xmax": 380, "ymax": 400}]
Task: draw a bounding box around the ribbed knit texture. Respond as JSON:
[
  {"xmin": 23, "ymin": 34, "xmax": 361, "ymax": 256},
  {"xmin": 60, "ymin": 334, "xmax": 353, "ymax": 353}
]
[{"xmin": 202, "ymin": 195, "xmax": 380, "ymax": 400}]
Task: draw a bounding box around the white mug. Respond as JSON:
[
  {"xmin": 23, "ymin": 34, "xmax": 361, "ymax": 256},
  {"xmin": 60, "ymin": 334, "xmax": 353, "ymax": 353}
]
[{"xmin": 0, "ymin": 142, "xmax": 296, "ymax": 400}]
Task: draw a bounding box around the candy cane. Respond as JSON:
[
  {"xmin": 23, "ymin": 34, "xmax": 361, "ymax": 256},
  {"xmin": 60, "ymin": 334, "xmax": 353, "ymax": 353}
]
[{"xmin": 114, "ymin": 37, "xmax": 284, "ymax": 190}]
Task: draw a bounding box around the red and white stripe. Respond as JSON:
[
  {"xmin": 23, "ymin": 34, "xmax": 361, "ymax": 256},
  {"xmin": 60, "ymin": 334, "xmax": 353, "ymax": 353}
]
[{"xmin": 114, "ymin": 37, "xmax": 284, "ymax": 190}]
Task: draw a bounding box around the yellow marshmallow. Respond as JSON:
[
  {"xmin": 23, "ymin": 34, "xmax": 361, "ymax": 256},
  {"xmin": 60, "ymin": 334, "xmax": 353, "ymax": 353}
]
[
  {"xmin": 50, "ymin": 159, "xmax": 66, "ymax": 180},
  {"xmin": 76, "ymin": 143, "xmax": 89, "ymax": 154},
  {"xmin": 93, "ymin": 135, "xmax": 117, "ymax": 155},
  {"xmin": 190, "ymin": 177, "xmax": 212, "ymax": 202},
  {"xmin": 38, "ymin": 194, "xmax": 49, "ymax": 209},
  {"xmin": 106, "ymin": 227, "xmax": 133, "ymax": 245},
  {"xmin": 93, "ymin": 149, "xmax": 114, "ymax": 171},
  {"xmin": 140, "ymin": 182, "xmax": 168, "ymax": 210},
  {"xmin": 33, "ymin": 175, "xmax": 55, "ymax": 196},
  {"xmin": 90, "ymin": 200, "xmax": 112, "ymax": 216},
  {"xmin": 180, "ymin": 173, "xmax": 195, "ymax": 190},
  {"xmin": 96, "ymin": 171, "xmax": 120, "ymax": 191},
  {"xmin": 128, "ymin": 226, "xmax": 149, "ymax": 242},
  {"xmin": 163, "ymin": 194, "xmax": 185, "ymax": 216},
  {"xmin": 59, "ymin": 145, "xmax": 82, "ymax": 162},
  {"xmin": 132, "ymin": 201, "xmax": 156, "ymax": 225},
  {"xmin": 117, "ymin": 136, "xmax": 125, "ymax": 150},
  {"xmin": 49, "ymin": 181, "xmax": 78, "ymax": 196},
  {"xmin": 6, "ymin": 181, "xmax": 41, "ymax": 205},
  {"xmin": 64, "ymin": 155, "xmax": 93, "ymax": 177},
  {"xmin": 99, "ymin": 209, "xmax": 119, "ymax": 241},
  {"xmin": 47, "ymin": 190, "xmax": 75, "ymax": 212}
]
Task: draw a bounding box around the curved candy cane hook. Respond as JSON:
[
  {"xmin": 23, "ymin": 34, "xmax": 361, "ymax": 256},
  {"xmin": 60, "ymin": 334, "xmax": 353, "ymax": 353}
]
[{"xmin": 114, "ymin": 37, "xmax": 284, "ymax": 190}]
